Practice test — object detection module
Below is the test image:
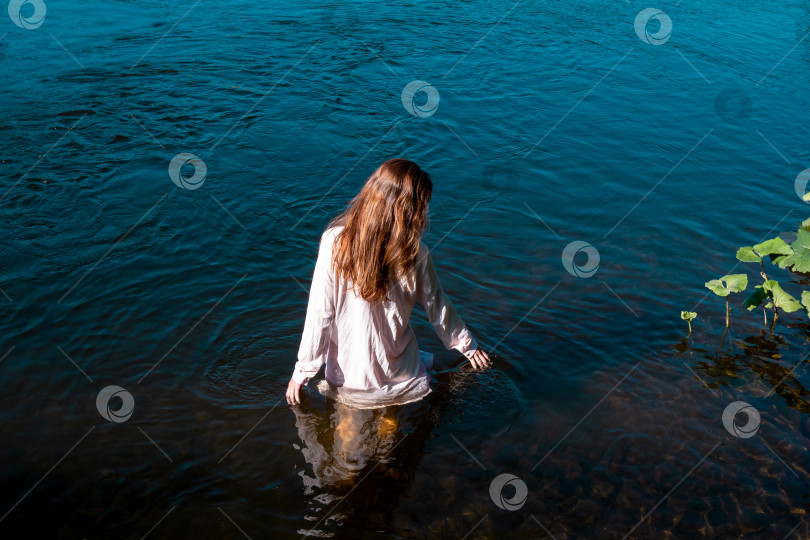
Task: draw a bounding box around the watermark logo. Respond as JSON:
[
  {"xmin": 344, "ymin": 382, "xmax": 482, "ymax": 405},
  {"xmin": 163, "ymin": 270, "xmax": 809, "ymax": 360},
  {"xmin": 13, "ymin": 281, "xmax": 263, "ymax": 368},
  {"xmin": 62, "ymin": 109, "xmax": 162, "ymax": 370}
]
[
  {"xmin": 562, "ymin": 241, "xmax": 600, "ymax": 278},
  {"xmin": 96, "ymin": 385, "xmax": 135, "ymax": 423},
  {"xmin": 489, "ymin": 473, "xmax": 528, "ymax": 511},
  {"xmin": 401, "ymin": 80, "xmax": 440, "ymax": 118},
  {"xmin": 168, "ymin": 152, "xmax": 207, "ymax": 190},
  {"xmin": 634, "ymin": 8, "xmax": 672, "ymax": 45},
  {"xmin": 714, "ymin": 89, "xmax": 752, "ymax": 124},
  {"xmin": 722, "ymin": 401, "xmax": 760, "ymax": 439},
  {"xmin": 794, "ymin": 169, "xmax": 810, "ymax": 203},
  {"xmin": 8, "ymin": 0, "xmax": 46, "ymax": 29}
]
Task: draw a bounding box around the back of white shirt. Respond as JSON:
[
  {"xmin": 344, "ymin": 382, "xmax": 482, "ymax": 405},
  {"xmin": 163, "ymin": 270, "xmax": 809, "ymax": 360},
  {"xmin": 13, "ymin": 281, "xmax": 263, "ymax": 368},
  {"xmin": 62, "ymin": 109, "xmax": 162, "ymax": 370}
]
[{"xmin": 292, "ymin": 225, "xmax": 478, "ymax": 409}]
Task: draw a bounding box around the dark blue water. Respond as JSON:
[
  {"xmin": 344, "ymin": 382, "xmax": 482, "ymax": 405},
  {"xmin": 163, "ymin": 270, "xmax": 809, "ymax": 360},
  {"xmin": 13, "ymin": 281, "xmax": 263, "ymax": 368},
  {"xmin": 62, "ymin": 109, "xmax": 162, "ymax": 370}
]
[{"xmin": 2, "ymin": 1, "xmax": 810, "ymax": 538}]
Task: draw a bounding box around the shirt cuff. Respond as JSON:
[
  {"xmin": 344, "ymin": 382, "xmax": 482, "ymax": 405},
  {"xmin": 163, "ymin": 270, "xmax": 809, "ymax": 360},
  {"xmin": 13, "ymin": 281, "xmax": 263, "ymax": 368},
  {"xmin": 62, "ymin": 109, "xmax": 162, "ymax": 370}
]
[
  {"xmin": 291, "ymin": 363, "xmax": 319, "ymax": 385},
  {"xmin": 457, "ymin": 331, "xmax": 479, "ymax": 358}
]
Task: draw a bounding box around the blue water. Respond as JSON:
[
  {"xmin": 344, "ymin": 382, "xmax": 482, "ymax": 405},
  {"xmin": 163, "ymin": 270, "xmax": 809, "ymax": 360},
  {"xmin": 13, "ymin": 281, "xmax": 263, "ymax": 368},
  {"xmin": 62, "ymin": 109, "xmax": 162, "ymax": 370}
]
[{"xmin": 2, "ymin": 0, "xmax": 810, "ymax": 538}]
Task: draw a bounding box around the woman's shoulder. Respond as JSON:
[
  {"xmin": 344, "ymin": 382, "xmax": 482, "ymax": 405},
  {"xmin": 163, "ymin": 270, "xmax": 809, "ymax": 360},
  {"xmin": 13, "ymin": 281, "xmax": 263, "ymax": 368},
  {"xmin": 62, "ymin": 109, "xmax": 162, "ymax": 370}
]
[
  {"xmin": 416, "ymin": 239, "xmax": 431, "ymax": 267},
  {"xmin": 324, "ymin": 224, "xmax": 345, "ymax": 236},
  {"xmin": 418, "ymin": 238, "xmax": 431, "ymax": 256},
  {"xmin": 321, "ymin": 224, "xmax": 345, "ymax": 244}
]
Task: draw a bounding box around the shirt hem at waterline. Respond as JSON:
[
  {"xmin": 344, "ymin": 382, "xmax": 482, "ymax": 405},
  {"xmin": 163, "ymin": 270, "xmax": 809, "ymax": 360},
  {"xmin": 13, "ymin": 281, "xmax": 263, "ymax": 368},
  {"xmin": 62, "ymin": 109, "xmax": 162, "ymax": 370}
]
[{"xmin": 316, "ymin": 379, "xmax": 432, "ymax": 410}]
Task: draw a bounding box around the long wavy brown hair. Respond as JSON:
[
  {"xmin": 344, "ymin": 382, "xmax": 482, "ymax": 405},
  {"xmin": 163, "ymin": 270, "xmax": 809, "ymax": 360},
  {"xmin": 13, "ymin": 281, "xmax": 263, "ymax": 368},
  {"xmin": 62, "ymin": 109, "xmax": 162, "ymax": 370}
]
[{"xmin": 328, "ymin": 158, "xmax": 433, "ymax": 302}]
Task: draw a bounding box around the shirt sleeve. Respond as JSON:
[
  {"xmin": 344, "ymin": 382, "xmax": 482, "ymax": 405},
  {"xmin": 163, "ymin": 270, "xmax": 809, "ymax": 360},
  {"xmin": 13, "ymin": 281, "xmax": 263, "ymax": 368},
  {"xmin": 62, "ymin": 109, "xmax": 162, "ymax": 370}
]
[
  {"xmin": 415, "ymin": 244, "xmax": 479, "ymax": 358},
  {"xmin": 292, "ymin": 229, "xmax": 337, "ymax": 385}
]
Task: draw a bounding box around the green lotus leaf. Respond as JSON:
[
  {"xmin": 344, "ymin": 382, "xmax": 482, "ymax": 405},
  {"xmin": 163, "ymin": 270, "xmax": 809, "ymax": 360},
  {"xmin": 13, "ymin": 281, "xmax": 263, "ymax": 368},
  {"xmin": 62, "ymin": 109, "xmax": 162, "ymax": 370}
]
[
  {"xmin": 744, "ymin": 285, "xmax": 767, "ymax": 311},
  {"xmin": 724, "ymin": 274, "xmax": 748, "ymax": 292},
  {"xmin": 753, "ymin": 237, "xmax": 793, "ymax": 257},
  {"xmin": 705, "ymin": 279, "xmax": 730, "ymax": 297},
  {"xmin": 801, "ymin": 218, "xmax": 810, "ymax": 231},
  {"xmin": 680, "ymin": 311, "xmax": 697, "ymax": 321},
  {"xmin": 736, "ymin": 246, "xmax": 761, "ymax": 263},
  {"xmin": 803, "ymin": 191, "xmax": 810, "ymax": 201},
  {"xmin": 801, "ymin": 291, "xmax": 810, "ymax": 318},
  {"xmin": 763, "ymin": 280, "xmax": 802, "ymax": 312},
  {"xmin": 776, "ymin": 229, "xmax": 810, "ymax": 273},
  {"xmin": 706, "ymin": 274, "xmax": 748, "ymax": 296}
]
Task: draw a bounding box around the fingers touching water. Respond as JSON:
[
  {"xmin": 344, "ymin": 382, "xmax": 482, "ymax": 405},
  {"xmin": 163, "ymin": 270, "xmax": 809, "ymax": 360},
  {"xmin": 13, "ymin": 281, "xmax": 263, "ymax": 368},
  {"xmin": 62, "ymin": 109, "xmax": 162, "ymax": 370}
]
[
  {"xmin": 286, "ymin": 379, "xmax": 303, "ymax": 405},
  {"xmin": 467, "ymin": 349, "xmax": 491, "ymax": 370}
]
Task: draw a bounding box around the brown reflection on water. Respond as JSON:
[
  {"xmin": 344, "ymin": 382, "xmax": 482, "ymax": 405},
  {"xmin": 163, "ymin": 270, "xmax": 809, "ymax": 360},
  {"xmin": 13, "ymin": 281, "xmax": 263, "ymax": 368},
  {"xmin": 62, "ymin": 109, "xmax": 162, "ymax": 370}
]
[
  {"xmin": 688, "ymin": 330, "xmax": 810, "ymax": 414},
  {"xmin": 288, "ymin": 358, "xmax": 527, "ymax": 537},
  {"xmin": 289, "ymin": 386, "xmax": 430, "ymax": 535},
  {"xmin": 355, "ymin": 340, "xmax": 810, "ymax": 539},
  {"xmin": 292, "ymin": 400, "xmax": 403, "ymax": 490}
]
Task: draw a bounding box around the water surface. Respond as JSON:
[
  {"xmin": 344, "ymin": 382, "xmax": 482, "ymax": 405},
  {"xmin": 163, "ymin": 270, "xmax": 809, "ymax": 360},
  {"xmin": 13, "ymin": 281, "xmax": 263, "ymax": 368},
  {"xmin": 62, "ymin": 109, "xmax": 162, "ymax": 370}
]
[{"xmin": 2, "ymin": 1, "xmax": 810, "ymax": 538}]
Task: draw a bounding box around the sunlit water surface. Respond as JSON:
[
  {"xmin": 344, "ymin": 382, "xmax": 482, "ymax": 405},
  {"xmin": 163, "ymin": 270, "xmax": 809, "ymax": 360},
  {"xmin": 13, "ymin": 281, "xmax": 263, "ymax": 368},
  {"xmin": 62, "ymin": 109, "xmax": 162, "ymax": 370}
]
[{"xmin": 2, "ymin": 1, "xmax": 810, "ymax": 538}]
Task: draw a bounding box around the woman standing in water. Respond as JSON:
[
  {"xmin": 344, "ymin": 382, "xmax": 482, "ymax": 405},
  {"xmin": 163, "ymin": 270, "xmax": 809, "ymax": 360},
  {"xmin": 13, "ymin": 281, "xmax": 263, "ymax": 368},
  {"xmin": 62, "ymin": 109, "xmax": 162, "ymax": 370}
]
[{"xmin": 286, "ymin": 158, "xmax": 490, "ymax": 408}]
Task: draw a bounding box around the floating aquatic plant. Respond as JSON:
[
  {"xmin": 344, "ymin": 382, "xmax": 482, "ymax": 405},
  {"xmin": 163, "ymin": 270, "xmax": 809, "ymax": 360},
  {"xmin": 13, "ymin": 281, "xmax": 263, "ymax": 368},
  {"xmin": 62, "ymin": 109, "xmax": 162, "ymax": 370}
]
[
  {"xmin": 688, "ymin": 216, "xmax": 810, "ymax": 338},
  {"xmin": 803, "ymin": 291, "xmax": 810, "ymax": 317},
  {"xmin": 736, "ymin": 237, "xmax": 793, "ymax": 324},
  {"xmin": 773, "ymin": 229, "xmax": 810, "ymax": 274},
  {"xmin": 705, "ymin": 274, "xmax": 748, "ymax": 328},
  {"xmin": 680, "ymin": 311, "xmax": 696, "ymax": 334},
  {"xmin": 736, "ymin": 237, "xmax": 793, "ymax": 271},
  {"xmin": 743, "ymin": 279, "xmax": 802, "ymax": 325}
]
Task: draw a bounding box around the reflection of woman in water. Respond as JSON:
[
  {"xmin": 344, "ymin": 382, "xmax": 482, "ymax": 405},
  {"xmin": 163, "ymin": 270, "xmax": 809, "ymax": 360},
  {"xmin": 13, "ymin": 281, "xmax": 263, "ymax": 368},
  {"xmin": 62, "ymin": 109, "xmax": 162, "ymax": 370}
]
[
  {"xmin": 286, "ymin": 158, "xmax": 490, "ymax": 461},
  {"xmin": 291, "ymin": 399, "xmax": 406, "ymax": 490}
]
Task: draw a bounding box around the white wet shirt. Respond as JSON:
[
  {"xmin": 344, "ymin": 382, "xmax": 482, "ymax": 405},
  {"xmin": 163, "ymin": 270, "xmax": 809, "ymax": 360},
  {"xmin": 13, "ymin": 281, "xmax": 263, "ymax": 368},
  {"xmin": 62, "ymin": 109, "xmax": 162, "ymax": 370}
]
[{"xmin": 292, "ymin": 225, "xmax": 479, "ymax": 409}]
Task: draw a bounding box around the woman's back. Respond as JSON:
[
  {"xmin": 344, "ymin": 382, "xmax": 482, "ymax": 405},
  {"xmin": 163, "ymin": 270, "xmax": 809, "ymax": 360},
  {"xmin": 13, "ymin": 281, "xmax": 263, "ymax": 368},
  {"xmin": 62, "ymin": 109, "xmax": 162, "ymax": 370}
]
[
  {"xmin": 294, "ymin": 225, "xmax": 478, "ymax": 408},
  {"xmin": 286, "ymin": 158, "xmax": 490, "ymax": 409}
]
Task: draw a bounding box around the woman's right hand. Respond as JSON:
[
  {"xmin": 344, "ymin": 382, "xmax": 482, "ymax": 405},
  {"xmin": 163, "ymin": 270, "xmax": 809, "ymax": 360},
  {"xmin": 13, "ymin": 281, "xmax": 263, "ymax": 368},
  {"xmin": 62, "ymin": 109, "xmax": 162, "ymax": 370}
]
[
  {"xmin": 286, "ymin": 378, "xmax": 303, "ymax": 405},
  {"xmin": 467, "ymin": 349, "xmax": 491, "ymax": 370}
]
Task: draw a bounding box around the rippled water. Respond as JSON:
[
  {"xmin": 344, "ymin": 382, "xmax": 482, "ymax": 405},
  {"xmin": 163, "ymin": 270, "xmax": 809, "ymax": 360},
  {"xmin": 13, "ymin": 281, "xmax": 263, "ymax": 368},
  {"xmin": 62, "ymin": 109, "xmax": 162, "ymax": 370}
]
[{"xmin": 2, "ymin": 1, "xmax": 810, "ymax": 538}]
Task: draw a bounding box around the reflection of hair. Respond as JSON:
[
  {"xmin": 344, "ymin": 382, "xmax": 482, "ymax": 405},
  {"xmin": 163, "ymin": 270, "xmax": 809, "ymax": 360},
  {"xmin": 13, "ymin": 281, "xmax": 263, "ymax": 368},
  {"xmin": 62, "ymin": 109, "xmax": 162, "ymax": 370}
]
[{"xmin": 329, "ymin": 158, "xmax": 433, "ymax": 302}]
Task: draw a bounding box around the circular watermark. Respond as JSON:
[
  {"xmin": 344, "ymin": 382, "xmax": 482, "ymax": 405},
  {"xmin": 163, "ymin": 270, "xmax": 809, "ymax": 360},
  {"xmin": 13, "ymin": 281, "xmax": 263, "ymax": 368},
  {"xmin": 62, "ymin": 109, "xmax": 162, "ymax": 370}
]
[
  {"xmin": 562, "ymin": 241, "xmax": 600, "ymax": 278},
  {"xmin": 794, "ymin": 169, "xmax": 810, "ymax": 203},
  {"xmin": 481, "ymin": 163, "xmax": 520, "ymax": 197},
  {"xmin": 8, "ymin": 0, "xmax": 46, "ymax": 30},
  {"xmin": 401, "ymin": 80, "xmax": 440, "ymax": 118},
  {"xmin": 168, "ymin": 152, "xmax": 207, "ymax": 190},
  {"xmin": 489, "ymin": 473, "xmax": 528, "ymax": 511},
  {"xmin": 96, "ymin": 385, "xmax": 135, "ymax": 423},
  {"xmin": 722, "ymin": 401, "xmax": 760, "ymax": 439},
  {"xmin": 634, "ymin": 8, "xmax": 672, "ymax": 45},
  {"xmin": 714, "ymin": 89, "xmax": 752, "ymax": 124}
]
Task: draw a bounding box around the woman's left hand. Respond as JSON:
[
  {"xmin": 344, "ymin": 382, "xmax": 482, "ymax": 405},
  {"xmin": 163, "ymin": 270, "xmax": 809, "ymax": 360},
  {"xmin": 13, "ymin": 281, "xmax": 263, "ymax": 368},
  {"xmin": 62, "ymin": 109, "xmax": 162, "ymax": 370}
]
[
  {"xmin": 286, "ymin": 379, "xmax": 303, "ymax": 405},
  {"xmin": 468, "ymin": 349, "xmax": 491, "ymax": 370}
]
